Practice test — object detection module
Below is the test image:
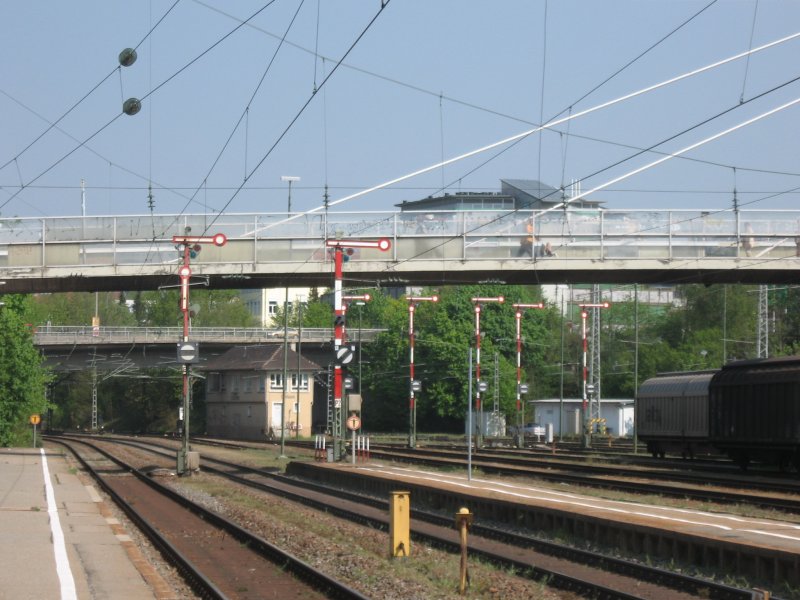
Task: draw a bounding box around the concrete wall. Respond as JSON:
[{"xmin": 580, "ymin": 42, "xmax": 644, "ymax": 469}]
[{"xmin": 205, "ymin": 370, "xmax": 314, "ymax": 440}]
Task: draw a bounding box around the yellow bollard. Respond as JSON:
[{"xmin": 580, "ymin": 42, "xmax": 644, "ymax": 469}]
[
  {"xmin": 389, "ymin": 491, "xmax": 410, "ymax": 558},
  {"xmin": 454, "ymin": 507, "xmax": 473, "ymax": 594}
]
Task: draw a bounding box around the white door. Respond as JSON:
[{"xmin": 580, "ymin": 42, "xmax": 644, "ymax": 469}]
[{"xmin": 271, "ymin": 403, "xmax": 283, "ymax": 436}]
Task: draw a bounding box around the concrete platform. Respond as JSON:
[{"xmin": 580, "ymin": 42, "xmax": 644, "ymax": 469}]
[
  {"xmin": 0, "ymin": 447, "xmax": 174, "ymax": 600},
  {"xmin": 288, "ymin": 460, "xmax": 800, "ymax": 588}
]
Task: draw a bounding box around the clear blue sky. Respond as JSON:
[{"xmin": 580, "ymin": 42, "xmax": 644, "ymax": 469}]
[{"xmin": 2, "ymin": 0, "xmax": 800, "ymax": 219}]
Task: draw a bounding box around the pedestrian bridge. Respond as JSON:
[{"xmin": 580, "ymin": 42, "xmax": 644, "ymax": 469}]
[
  {"xmin": 32, "ymin": 325, "xmax": 383, "ymax": 347},
  {"xmin": 2, "ymin": 208, "xmax": 798, "ymax": 293},
  {"xmin": 34, "ymin": 326, "xmax": 384, "ymax": 371}
]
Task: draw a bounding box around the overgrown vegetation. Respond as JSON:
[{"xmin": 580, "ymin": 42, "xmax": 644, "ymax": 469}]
[
  {"xmin": 0, "ymin": 295, "xmax": 50, "ymax": 445},
  {"xmin": 5, "ymin": 282, "xmax": 799, "ymax": 437}
]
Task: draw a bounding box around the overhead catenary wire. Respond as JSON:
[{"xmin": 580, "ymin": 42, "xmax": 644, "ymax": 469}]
[
  {"xmin": 0, "ymin": 0, "xmax": 181, "ymax": 174},
  {"xmin": 250, "ymin": 30, "xmax": 800, "ymax": 238},
  {"xmin": 558, "ymin": 96, "xmax": 800, "ymax": 209},
  {"xmin": 134, "ymin": 0, "xmax": 387, "ymax": 277},
  {"xmin": 552, "ymin": 0, "xmax": 719, "ymax": 118},
  {"xmin": 536, "ymin": 0, "xmax": 548, "ymax": 188},
  {"xmin": 201, "ymin": 0, "xmax": 393, "ymax": 236},
  {"xmin": 170, "ymin": 0, "xmax": 305, "ymax": 221},
  {"xmin": 190, "ymin": 0, "xmax": 734, "ymax": 204},
  {"xmin": 255, "ymin": 76, "xmax": 800, "ymax": 292},
  {"xmin": 740, "ymin": 0, "xmax": 761, "ymax": 104},
  {"xmin": 5, "ymin": 3, "xmax": 798, "ymax": 205},
  {"xmin": 375, "ymin": 75, "xmax": 800, "ymax": 272},
  {"xmin": 0, "ymin": 0, "xmax": 280, "ymax": 214},
  {"xmin": 0, "ymin": 88, "xmax": 206, "ymax": 211}
]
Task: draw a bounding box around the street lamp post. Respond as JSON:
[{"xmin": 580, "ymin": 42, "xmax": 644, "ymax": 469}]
[
  {"xmin": 172, "ymin": 231, "xmax": 227, "ymax": 475},
  {"xmin": 279, "ymin": 176, "xmax": 299, "ymax": 458},
  {"xmin": 470, "ymin": 296, "xmax": 504, "ymax": 448},
  {"xmin": 342, "ymin": 294, "xmax": 371, "ymax": 435},
  {"xmin": 406, "ymin": 295, "xmax": 439, "ymax": 448},
  {"xmin": 326, "ymin": 238, "xmax": 390, "ymax": 460},
  {"xmin": 512, "ymin": 302, "xmax": 545, "ymax": 448},
  {"xmin": 355, "ymin": 300, "xmax": 365, "ymax": 422},
  {"xmin": 578, "ymin": 301, "xmax": 610, "ymax": 448},
  {"xmin": 280, "ymin": 175, "xmax": 300, "ymax": 214}
]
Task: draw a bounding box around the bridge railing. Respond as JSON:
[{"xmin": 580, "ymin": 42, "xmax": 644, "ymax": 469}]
[
  {"xmin": 3, "ymin": 209, "xmax": 799, "ymax": 270},
  {"xmin": 32, "ymin": 326, "xmax": 386, "ymax": 345}
]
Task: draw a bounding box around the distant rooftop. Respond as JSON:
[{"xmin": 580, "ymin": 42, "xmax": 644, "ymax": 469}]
[{"xmin": 397, "ymin": 179, "xmax": 603, "ymax": 211}]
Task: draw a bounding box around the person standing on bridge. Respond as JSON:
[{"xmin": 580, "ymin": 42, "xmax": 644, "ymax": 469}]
[
  {"xmin": 742, "ymin": 223, "xmax": 755, "ymax": 257},
  {"xmin": 795, "ymin": 221, "xmax": 800, "ymax": 257}
]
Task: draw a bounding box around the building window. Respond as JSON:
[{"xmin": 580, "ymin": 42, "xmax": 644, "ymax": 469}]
[
  {"xmin": 268, "ymin": 301, "xmax": 278, "ymax": 315},
  {"xmin": 259, "ymin": 376, "xmax": 265, "ymax": 392},
  {"xmin": 247, "ymin": 405, "xmax": 252, "ymax": 418},
  {"xmin": 290, "ymin": 373, "xmax": 309, "ymax": 390},
  {"xmin": 244, "ymin": 376, "xmax": 253, "ymax": 393},
  {"xmin": 208, "ymin": 373, "xmax": 221, "ymax": 392},
  {"xmin": 269, "ymin": 373, "xmax": 284, "ymax": 389},
  {"xmin": 231, "ymin": 374, "xmax": 239, "ymax": 392}
]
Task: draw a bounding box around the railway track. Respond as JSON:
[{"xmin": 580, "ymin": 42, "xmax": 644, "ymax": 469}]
[
  {"xmin": 63, "ymin": 434, "xmax": 762, "ymax": 600},
  {"xmin": 187, "ymin": 435, "xmax": 800, "ymax": 511},
  {"xmin": 359, "ymin": 445, "xmax": 800, "ymax": 513},
  {"xmin": 46, "ymin": 435, "xmax": 368, "ymax": 600},
  {"xmin": 186, "ymin": 435, "xmax": 800, "ymax": 512}
]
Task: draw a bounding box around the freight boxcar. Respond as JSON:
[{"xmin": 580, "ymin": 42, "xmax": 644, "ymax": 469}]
[
  {"xmin": 636, "ymin": 371, "xmax": 715, "ymax": 459},
  {"xmin": 709, "ymin": 356, "xmax": 800, "ymax": 471}
]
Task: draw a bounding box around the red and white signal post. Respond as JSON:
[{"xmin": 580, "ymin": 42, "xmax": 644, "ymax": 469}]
[
  {"xmin": 578, "ymin": 301, "xmax": 610, "ymax": 448},
  {"xmin": 470, "ymin": 296, "xmax": 504, "ymax": 447},
  {"xmin": 512, "ymin": 302, "xmax": 546, "ymax": 447},
  {"xmin": 406, "ymin": 295, "xmax": 438, "ymax": 448},
  {"xmin": 325, "ymin": 238, "xmax": 390, "ymax": 460},
  {"xmin": 172, "ymin": 231, "xmax": 227, "ymax": 475}
]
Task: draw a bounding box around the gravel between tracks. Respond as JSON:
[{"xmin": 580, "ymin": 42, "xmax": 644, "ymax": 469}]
[
  {"xmin": 170, "ymin": 472, "xmax": 574, "ymax": 599},
  {"xmin": 96, "ymin": 439, "xmax": 575, "ymax": 599}
]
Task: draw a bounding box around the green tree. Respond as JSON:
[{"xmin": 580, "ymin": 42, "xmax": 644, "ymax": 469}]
[
  {"xmin": 28, "ymin": 292, "xmax": 136, "ymax": 327},
  {"xmin": 359, "ymin": 284, "xmax": 552, "ymax": 432},
  {"xmin": 0, "ymin": 296, "xmax": 50, "ymax": 445},
  {"xmin": 191, "ymin": 289, "xmax": 255, "ymax": 327},
  {"xmin": 133, "ymin": 289, "xmax": 256, "ymax": 327},
  {"xmin": 654, "ymin": 285, "xmax": 757, "ymax": 362}
]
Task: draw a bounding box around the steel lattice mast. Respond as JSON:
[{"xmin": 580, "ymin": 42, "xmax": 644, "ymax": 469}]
[{"xmin": 757, "ymin": 285, "xmax": 769, "ymax": 358}]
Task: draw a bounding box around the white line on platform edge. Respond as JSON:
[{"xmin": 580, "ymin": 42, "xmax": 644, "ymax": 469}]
[{"xmin": 41, "ymin": 448, "xmax": 77, "ymax": 600}]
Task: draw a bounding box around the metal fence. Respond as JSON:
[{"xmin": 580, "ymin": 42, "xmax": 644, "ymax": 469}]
[
  {"xmin": 33, "ymin": 326, "xmax": 386, "ymax": 346},
  {"xmin": 3, "ymin": 209, "xmax": 799, "ymax": 271}
]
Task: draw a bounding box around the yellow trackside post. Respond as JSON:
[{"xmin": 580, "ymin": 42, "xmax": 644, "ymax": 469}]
[{"xmin": 389, "ymin": 491, "xmax": 410, "ymax": 558}]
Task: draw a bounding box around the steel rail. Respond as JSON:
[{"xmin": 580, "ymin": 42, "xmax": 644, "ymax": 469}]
[
  {"xmin": 83, "ymin": 434, "xmax": 757, "ymax": 600},
  {"xmin": 46, "ymin": 436, "xmax": 369, "ymax": 600},
  {"xmin": 47, "ymin": 437, "xmax": 227, "ymax": 600}
]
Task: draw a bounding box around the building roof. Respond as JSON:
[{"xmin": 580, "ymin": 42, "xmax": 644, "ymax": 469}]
[
  {"xmin": 501, "ymin": 179, "xmax": 562, "ymax": 203},
  {"xmin": 396, "ymin": 191, "xmax": 513, "ymax": 211},
  {"xmin": 395, "ymin": 179, "xmax": 604, "ymax": 212},
  {"xmin": 200, "ymin": 345, "xmax": 321, "ymax": 372},
  {"xmin": 501, "ymin": 179, "xmax": 603, "ymax": 209}
]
